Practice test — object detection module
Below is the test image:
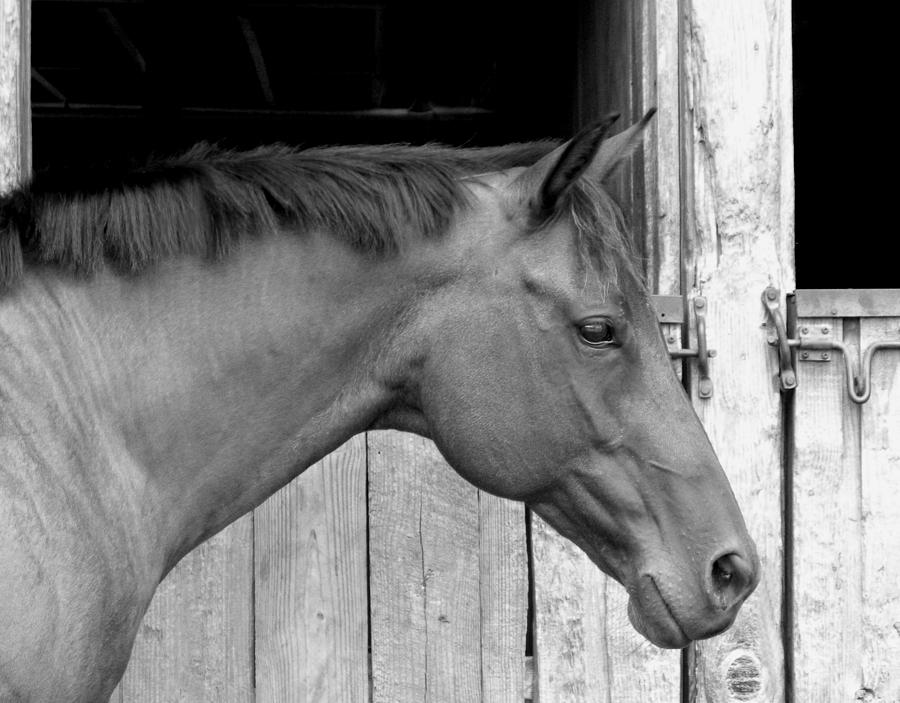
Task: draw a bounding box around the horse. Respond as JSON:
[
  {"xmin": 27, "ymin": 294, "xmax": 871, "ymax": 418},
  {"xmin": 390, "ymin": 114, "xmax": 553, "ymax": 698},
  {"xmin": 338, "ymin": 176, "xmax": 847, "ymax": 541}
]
[{"xmin": 0, "ymin": 112, "xmax": 759, "ymax": 702}]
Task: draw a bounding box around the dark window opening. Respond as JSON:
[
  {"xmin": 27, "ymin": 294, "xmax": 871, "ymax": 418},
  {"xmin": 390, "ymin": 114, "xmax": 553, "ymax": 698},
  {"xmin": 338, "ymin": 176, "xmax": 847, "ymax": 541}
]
[
  {"xmin": 793, "ymin": 2, "xmax": 894, "ymax": 289},
  {"xmin": 31, "ymin": 0, "xmax": 578, "ymax": 169}
]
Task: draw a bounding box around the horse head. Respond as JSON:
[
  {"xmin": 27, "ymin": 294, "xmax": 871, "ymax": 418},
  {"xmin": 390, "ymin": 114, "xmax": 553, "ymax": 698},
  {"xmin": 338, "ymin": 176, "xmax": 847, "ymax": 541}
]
[{"xmin": 388, "ymin": 113, "xmax": 759, "ymax": 648}]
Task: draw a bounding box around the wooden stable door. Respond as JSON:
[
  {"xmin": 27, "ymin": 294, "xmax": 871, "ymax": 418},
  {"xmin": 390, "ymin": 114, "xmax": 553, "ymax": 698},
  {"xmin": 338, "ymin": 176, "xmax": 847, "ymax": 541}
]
[{"xmin": 790, "ymin": 290, "xmax": 900, "ymax": 702}]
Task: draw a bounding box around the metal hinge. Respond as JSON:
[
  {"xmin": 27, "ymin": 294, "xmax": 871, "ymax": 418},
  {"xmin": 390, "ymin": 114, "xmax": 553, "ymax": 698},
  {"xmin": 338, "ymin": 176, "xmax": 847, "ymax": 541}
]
[
  {"xmin": 762, "ymin": 286, "xmax": 900, "ymax": 403},
  {"xmin": 652, "ymin": 295, "xmax": 715, "ymax": 398}
]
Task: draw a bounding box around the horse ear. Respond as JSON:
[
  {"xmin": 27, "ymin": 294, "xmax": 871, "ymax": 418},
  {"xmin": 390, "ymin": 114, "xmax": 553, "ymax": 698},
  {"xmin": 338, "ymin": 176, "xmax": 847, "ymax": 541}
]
[
  {"xmin": 515, "ymin": 113, "xmax": 620, "ymax": 223},
  {"xmin": 587, "ymin": 108, "xmax": 657, "ymax": 182}
]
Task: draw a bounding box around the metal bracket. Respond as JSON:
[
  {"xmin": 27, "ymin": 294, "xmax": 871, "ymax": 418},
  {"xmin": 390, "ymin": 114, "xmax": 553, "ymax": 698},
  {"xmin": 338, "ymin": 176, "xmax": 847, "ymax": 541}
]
[
  {"xmin": 667, "ymin": 296, "xmax": 715, "ymax": 399},
  {"xmin": 762, "ymin": 286, "xmax": 797, "ymax": 390},
  {"xmin": 763, "ymin": 286, "xmax": 900, "ymax": 403}
]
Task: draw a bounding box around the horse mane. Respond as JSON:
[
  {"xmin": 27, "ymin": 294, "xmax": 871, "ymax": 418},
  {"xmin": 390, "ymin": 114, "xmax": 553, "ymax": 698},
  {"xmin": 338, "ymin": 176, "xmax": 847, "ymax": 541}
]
[{"xmin": 0, "ymin": 140, "xmax": 633, "ymax": 290}]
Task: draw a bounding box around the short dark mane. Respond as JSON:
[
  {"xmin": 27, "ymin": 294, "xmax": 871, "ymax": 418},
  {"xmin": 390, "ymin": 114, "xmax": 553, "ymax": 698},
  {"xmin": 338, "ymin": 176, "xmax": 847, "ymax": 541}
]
[{"xmin": 0, "ymin": 141, "xmax": 633, "ymax": 289}]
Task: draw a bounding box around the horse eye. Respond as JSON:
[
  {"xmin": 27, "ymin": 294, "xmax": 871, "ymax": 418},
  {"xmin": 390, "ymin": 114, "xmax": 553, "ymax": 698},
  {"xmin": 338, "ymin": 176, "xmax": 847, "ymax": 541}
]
[{"xmin": 578, "ymin": 319, "xmax": 616, "ymax": 347}]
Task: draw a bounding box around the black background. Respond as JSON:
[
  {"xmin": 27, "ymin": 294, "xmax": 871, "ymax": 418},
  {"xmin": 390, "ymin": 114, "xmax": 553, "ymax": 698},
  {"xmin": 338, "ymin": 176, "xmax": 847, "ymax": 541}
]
[{"xmin": 30, "ymin": 1, "xmax": 892, "ymax": 289}]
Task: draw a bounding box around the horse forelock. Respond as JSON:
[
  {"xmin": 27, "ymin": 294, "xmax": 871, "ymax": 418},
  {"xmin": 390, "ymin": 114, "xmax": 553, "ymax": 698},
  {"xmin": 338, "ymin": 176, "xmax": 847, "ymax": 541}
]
[
  {"xmin": 538, "ymin": 177, "xmax": 640, "ymax": 290},
  {"xmin": 0, "ymin": 140, "xmax": 636, "ymax": 290}
]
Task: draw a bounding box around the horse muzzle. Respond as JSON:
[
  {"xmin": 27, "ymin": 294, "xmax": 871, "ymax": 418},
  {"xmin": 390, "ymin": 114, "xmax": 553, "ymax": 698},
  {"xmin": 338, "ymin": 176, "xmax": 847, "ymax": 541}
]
[{"xmin": 625, "ymin": 546, "xmax": 760, "ymax": 648}]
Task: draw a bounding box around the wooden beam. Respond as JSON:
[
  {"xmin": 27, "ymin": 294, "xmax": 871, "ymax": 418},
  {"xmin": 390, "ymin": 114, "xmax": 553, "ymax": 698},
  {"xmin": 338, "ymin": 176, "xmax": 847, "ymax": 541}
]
[
  {"xmin": 237, "ymin": 14, "xmax": 275, "ymax": 106},
  {"xmin": 680, "ymin": 1, "xmax": 794, "ymax": 701},
  {"xmin": 31, "ymin": 67, "xmax": 67, "ymax": 104},
  {"xmin": 253, "ymin": 437, "xmax": 369, "ymax": 702},
  {"xmin": 96, "ymin": 7, "xmax": 146, "ymax": 73},
  {"xmin": 31, "ymin": 103, "xmax": 496, "ymax": 121},
  {"xmin": 1, "ymin": 0, "xmax": 31, "ymax": 190}
]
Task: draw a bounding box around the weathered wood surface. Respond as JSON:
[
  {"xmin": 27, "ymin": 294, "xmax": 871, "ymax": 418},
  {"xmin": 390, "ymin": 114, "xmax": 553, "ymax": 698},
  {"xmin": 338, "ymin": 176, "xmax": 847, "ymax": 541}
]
[
  {"xmin": 368, "ymin": 430, "xmax": 528, "ymax": 703},
  {"xmin": 858, "ymin": 318, "xmax": 900, "ymax": 702},
  {"xmin": 531, "ymin": 513, "xmax": 608, "ymax": 702},
  {"xmin": 791, "ymin": 318, "xmax": 861, "ymax": 701},
  {"xmin": 0, "ymin": 0, "xmax": 30, "ymax": 191},
  {"xmin": 640, "ymin": 0, "xmax": 681, "ymax": 298},
  {"xmin": 793, "ymin": 317, "xmax": 900, "ymax": 702},
  {"xmin": 253, "ymin": 435, "xmax": 368, "ymax": 703},
  {"xmin": 115, "ymin": 517, "xmax": 254, "ymax": 703},
  {"xmin": 368, "ymin": 430, "xmax": 480, "ymax": 702},
  {"xmin": 681, "ymin": 1, "xmax": 794, "ymax": 701},
  {"xmin": 479, "ymin": 492, "xmax": 528, "ymax": 703}
]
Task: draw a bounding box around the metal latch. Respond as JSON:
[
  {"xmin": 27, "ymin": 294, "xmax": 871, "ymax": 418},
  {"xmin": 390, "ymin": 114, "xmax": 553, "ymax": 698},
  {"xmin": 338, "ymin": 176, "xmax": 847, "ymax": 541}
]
[
  {"xmin": 653, "ymin": 295, "xmax": 715, "ymax": 398},
  {"xmin": 763, "ymin": 286, "xmax": 900, "ymax": 403}
]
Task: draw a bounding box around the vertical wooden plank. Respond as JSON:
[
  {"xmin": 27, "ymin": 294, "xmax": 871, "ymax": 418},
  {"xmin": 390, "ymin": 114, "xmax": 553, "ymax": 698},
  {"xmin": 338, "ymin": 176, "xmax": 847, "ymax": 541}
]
[
  {"xmin": 646, "ymin": 0, "xmax": 685, "ymax": 388},
  {"xmin": 368, "ymin": 430, "xmax": 482, "ymax": 703},
  {"xmin": 0, "ymin": 0, "xmax": 30, "ymax": 190},
  {"xmin": 792, "ymin": 318, "xmax": 865, "ymax": 700},
  {"xmin": 115, "ymin": 517, "xmax": 254, "ymax": 703},
  {"xmin": 858, "ymin": 318, "xmax": 900, "ymax": 701},
  {"xmin": 641, "ymin": 0, "xmax": 682, "ymax": 297},
  {"xmin": 681, "ymin": 1, "xmax": 794, "ymax": 701},
  {"xmin": 253, "ymin": 435, "xmax": 368, "ymax": 703},
  {"xmin": 479, "ymin": 494, "xmax": 527, "ymax": 703},
  {"xmin": 531, "ymin": 514, "xmax": 610, "ymax": 702}
]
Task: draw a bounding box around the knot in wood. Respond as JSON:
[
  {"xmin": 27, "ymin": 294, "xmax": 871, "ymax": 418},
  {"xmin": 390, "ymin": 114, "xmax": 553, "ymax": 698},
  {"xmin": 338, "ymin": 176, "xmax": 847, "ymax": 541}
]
[{"xmin": 723, "ymin": 651, "xmax": 762, "ymax": 701}]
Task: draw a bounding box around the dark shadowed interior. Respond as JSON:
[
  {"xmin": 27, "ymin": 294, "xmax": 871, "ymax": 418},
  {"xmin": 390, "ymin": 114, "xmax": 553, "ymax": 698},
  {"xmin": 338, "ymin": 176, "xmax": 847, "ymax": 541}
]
[{"xmin": 31, "ymin": 0, "xmax": 578, "ymax": 167}]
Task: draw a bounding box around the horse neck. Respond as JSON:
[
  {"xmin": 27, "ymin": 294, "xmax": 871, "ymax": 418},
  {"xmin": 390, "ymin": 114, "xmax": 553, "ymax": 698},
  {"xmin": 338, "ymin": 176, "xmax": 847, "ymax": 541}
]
[{"xmin": 6, "ymin": 229, "xmax": 426, "ymax": 572}]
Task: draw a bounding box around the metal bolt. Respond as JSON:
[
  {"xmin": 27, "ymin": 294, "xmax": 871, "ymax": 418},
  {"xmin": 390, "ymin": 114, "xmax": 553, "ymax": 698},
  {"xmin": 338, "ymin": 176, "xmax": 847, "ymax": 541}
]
[
  {"xmin": 695, "ymin": 298, "xmax": 705, "ymax": 308},
  {"xmin": 801, "ymin": 327, "xmax": 809, "ymax": 335},
  {"xmin": 801, "ymin": 351, "xmax": 810, "ymax": 359},
  {"xmin": 821, "ymin": 326, "xmax": 830, "ymax": 335},
  {"xmin": 765, "ymin": 289, "xmax": 777, "ymax": 300},
  {"xmin": 821, "ymin": 352, "xmax": 830, "ymax": 360},
  {"xmin": 831, "ymin": 308, "xmax": 838, "ymax": 316},
  {"xmin": 708, "ymin": 350, "xmax": 717, "ymax": 358},
  {"xmin": 667, "ymin": 335, "xmax": 676, "ymax": 344}
]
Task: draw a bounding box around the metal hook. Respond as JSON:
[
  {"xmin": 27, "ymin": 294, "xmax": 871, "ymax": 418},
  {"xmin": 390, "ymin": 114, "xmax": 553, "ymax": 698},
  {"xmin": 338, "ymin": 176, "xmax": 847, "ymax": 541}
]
[{"xmin": 668, "ymin": 296, "xmax": 715, "ymax": 398}]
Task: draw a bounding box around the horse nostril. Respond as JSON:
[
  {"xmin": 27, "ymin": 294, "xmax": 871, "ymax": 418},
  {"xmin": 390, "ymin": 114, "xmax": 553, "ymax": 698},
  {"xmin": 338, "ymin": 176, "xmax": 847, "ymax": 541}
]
[{"xmin": 710, "ymin": 552, "xmax": 755, "ymax": 610}]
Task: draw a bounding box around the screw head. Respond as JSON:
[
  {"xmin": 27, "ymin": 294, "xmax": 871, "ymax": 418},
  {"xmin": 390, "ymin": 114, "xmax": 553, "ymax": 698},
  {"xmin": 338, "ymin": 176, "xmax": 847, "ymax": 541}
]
[
  {"xmin": 801, "ymin": 327, "xmax": 809, "ymax": 335},
  {"xmin": 821, "ymin": 352, "xmax": 830, "ymax": 360},
  {"xmin": 765, "ymin": 289, "xmax": 777, "ymax": 301},
  {"xmin": 801, "ymin": 351, "xmax": 810, "ymax": 359},
  {"xmin": 695, "ymin": 298, "xmax": 705, "ymax": 308},
  {"xmin": 821, "ymin": 326, "xmax": 830, "ymax": 334}
]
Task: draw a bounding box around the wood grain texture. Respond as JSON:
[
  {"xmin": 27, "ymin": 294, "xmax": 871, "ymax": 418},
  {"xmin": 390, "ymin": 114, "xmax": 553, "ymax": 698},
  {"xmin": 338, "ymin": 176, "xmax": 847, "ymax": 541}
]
[
  {"xmin": 368, "ymin": 430, "xmax": 482, "ymax": 703},
  {"xmin": 114, "ymin": 516, "xmax": 254, "ymax": 703},
  {"xmin": 858, "ymin": 318, "xmax": 900, "ymax": 702},
  {"xmin": 531, "ymin": 513, "xmax": 680, "ymax": 703},
  {"xmin": 641, "ymin": 0, "xmax": 682, "ymax": 297},
  {"xmin": 680, "ymin": 1, "xmax": 794, "ymax": 701},
  {"xmin": 0, "ymin": 0, "xmax": 30, "ymax": 190},
  {"xmin": 793, "ymin": 317, "xmax": 900, "ymax": 702},
  {"xmin": 531, "ymin": 513, "xmax": 608, "ymax": 702},
  {"xmin": 792, "ymin": 318, "xmax": 865, "ymax": 701},
  {"xmin": 253, "ymin": 435, "xmax": 368, "ymax": 703},
  {"xmin": 478, "ymin": 493, "xmax": 528, "ymax": 703}
]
